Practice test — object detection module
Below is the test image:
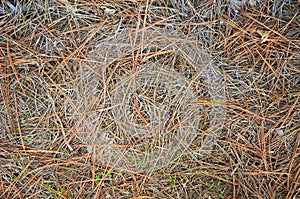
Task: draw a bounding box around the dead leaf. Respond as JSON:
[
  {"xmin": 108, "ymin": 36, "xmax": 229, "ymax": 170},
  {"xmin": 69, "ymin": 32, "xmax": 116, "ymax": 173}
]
[
  {"xmin": 249, "ymin": 27, "xmax": 257, "ymax": 34},
  {"xmin": 256, "ymin": 29, "xmax": 271, "ymax": 43}
]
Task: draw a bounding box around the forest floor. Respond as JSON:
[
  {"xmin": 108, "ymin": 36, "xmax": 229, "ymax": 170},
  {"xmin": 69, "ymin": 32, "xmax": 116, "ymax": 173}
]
[{"xmin": 0, "ymin": 1, "xmax": 299, "ymax": 199}]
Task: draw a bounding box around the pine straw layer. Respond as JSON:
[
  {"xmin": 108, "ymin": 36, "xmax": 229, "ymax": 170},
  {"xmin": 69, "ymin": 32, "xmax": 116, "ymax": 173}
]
[{"xmin": 0, "ymin": 1, "xmax": 299, "ymax": 199}]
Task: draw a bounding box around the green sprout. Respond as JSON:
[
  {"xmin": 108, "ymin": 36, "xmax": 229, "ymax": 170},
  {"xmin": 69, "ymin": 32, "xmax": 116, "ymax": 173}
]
[
  {"xmin": 139, "ymin": 161, "xmax": 147, "ymax": 169},
  {"xmin": 219, "ymin": 190, "xmax": 225, "ymax": 198},
  {"xmin": 47, "ymin": 184, "xmax": 53, "ymax": 190},
  {"xmin": 168, "ymin": 174, "xmax": 176, "ymax": 188},
  {"xmin": 168, "ymin": 173, "xmax": 177, "ymax": 184},
  {"xmin": 209, "ymin": 180, "xmax": 215, "ymax": 189},
  {"xmin": 99, "ymin": 171, "xmax": 105, "ymax": 176},
  {"xmin": 183, "ymin": 176, "xmax": 188, "ymax": 181},
  {"xmin": 184, "ymin": 165, "xmax": 191, "ymax": 171},
  {"xmin": 205, "ymin": 179, "xmax": 216, "ymax": 189},
  {"xmin": 57, "ymin": 187, "xmax": 65, "ymax": 194}
]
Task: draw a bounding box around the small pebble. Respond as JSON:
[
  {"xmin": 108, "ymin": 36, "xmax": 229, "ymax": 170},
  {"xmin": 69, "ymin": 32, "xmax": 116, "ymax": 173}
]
[
  {"xmin": 203, "ymin": 193, "xmax": 209, "ymax": 199},
  {"xmin": 101, "ymin": 7, "xmax": 116, "ymax": 14},
  {"xmin": 87, "ymin": 145, "xmax": 93, "ymax": 153},
  {"xmin": 277, "ymin": 129, "xmax": 284, "ymax": 137}
]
